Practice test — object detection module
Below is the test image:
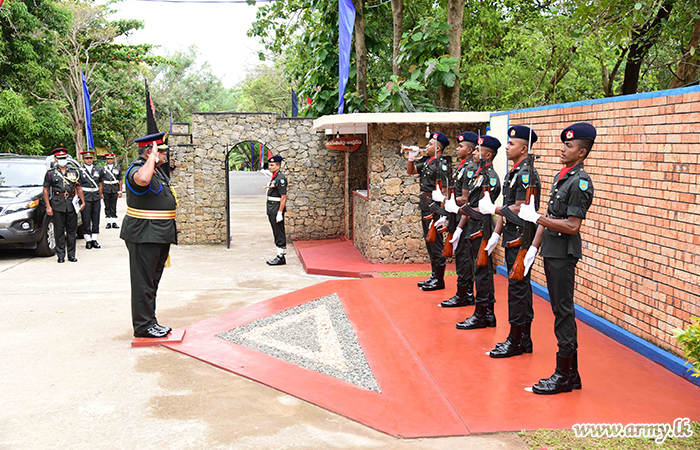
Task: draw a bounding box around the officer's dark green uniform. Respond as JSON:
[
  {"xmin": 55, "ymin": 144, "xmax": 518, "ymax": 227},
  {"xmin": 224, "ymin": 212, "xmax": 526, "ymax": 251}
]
[
  {"xmin": 532, "ymin": 122, "xmax": 595, "ymax": 395},
  {"xmin": 43, "ymin": 149, "xmax": 81, "ymax": 262},
  {"xmin": 78, "ymin": 150, "xmax": 102, "ymax": 248},
  {"xmin": 266, "ymin": 155, "xmax": 288, "ymax": 265},
  {"xmin": 100, "ymin": 153, "xmax": 121, "ymax": 229},
  {"xmin": 120, "ymin": 133, "xmax": 177, "ymax": 338}
]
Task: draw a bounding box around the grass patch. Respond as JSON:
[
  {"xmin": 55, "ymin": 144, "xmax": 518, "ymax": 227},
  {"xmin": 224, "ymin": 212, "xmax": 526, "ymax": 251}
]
[
  {"xmin": 521, "ymin": 421, "xmax": 700, "ymax": 449},
  {"xmin": 380, "ymin": 270, "xmax": 458, "ymax": 278}
]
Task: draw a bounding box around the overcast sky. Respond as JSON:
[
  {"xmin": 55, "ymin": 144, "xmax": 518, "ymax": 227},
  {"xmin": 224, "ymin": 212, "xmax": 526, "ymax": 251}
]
[{"xmin": 109, "ymin": 0, "xmax": 266, "ymax": 87}]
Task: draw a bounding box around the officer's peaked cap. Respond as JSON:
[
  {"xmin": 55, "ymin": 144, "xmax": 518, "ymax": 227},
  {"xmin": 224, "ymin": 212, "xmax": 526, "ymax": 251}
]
[
  {"xmin": 51, "ymin": 148, "xmax": 68, "ymax": 158},
  {"xmin": 134, "ymin": 132, "xmax": 166, "ymax": 147}
]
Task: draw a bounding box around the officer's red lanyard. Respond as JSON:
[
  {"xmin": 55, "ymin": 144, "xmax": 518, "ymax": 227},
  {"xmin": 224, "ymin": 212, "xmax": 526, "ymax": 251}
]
[
  {"xmin": 458, "ymin": 159, "xmax": 466, "ymax": 170},
  {"xmin": 426, "ymin": 157, "xmax": 435, "ymax": 166},
  {"xmin": 270, "ymin": 172, "xmax": 278, "ymax": 186}
]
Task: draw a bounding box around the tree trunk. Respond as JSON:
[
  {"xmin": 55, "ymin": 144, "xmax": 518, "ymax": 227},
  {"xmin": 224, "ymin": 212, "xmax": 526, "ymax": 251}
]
[
  {"xmin": 391, "ymin": 0, "xmax": 403, "ymax": 76},
  {"xmin": 621, "ymin": 0, "xmax": 674, "ymax": 95},
  {"xmin": 442, "ymin": 0, "xmax": 465, "ymax": 110},
  {"xmin": 353, "ymin": 0, "xmax": 367, "ymax": 109},
  {"xmin": 671, "ymin": 15, "xmax": 700, "ymax": 88}
]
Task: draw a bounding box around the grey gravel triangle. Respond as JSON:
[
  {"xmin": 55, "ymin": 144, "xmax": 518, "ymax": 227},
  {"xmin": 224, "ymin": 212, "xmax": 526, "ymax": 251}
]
[{"xmin": 217, "ymin": 293, "xmax": 381, "ymax": 393}]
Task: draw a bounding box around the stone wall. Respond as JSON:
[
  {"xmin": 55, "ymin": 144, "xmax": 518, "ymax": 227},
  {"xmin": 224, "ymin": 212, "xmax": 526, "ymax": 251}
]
[
  {"xmin": 169, "ymin": 113, "xmax": 344, "ymax": 244},
  {"xmin": 353, "ymin": 192, "xmax": 371, "ymax": 257},
  {"xmin": 360, "ymin": 122, "xmax": 487, "ymax": 263}
]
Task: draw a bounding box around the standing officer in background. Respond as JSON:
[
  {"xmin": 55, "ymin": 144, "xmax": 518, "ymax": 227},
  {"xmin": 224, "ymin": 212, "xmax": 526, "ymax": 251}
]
[
  {"xmin": 479, "ymin": 125, "xmax": 540, "ymax": 358},
  {"xmin": 100, "ymin": 152, "xmax": 122, "ymax": 229},
  {"xmin": 78, "ymin": 150, "xmax": 102, "ymax": 249},
  {"xmin": 266, "ymin": 154, "xmax": 288, "ymax": 266},
  {"xmin": 121, "ymin": 132, "xmax": 176, "ymax": 339},
  {"xmin": 438, "ymin": 131, "xmax": 478, "ymax": 307},
  {"xmin": 43, "ymin": 148, "xmax": 85, "ymax": 263},
  {"xmin": 518, "ymin": 123, "xmax": 596, "ymax": 395},
  {"xmin": 406, "ymin": 132, "xmax": 450, "ymax": 291}
]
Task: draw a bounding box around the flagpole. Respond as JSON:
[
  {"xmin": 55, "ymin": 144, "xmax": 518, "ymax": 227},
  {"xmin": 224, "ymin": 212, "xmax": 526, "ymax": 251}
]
[{"xmin": 81, "ymin": 70, "xmax": 89, "ymax": 160}]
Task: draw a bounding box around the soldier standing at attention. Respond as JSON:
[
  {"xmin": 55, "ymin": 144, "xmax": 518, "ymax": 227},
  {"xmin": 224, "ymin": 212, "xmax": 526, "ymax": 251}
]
[
  {"xmin": 78, "ymin": 150, "xmax": 102, "ymax": 249},
  {"xmin": 100, "ymin": 152, "xmax": 122, "ymax": 229},
  {"xmin": 438, "ymin": 131, "xmax": 478, "ymax": 307},
  {"xmin": 479, "ymin": 125, "xmax": 540, "ymax": 358},
  {"xmin": 121, "ymin": 132, "xmax": 176, "ymax": 339},
  {"xmin": 265, "ymin": 155, "xmax": 288, "ymax": 266},
  {"xmin": 518, "ymin": 123, "xmax": 596, "ymax": 395},
  {"xmin": 43, "ymin": 148, "xmax": 85, "ymax": 263}
]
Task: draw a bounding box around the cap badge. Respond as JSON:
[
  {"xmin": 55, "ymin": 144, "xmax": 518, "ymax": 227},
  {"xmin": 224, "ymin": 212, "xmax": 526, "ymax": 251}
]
[
  {"xmin": 478, "ymin": 137, "xmax": 484, "ymax": 144},
  {"xmin": 510, "ymin": 129, "xmax": 516, "ymax": 136},
  {"xmin": 566, "ymin": 130, "xmax": 574, "ymax": 140}
]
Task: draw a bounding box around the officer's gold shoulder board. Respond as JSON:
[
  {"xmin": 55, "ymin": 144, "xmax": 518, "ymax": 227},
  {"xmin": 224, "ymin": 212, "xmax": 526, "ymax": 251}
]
[{"xmin": 579, "ymin": 180, "xmax": 589, "ymax": 191}]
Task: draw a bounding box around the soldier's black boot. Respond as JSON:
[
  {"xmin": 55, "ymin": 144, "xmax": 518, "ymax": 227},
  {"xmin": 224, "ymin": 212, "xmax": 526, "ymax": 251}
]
[
  {"xmin": 92, "ymin": 240, "xmax": 101, "ymax": 249},
  {"xmin": 112, "ymin": 222, "xmax": 119, "ymax": 229},
  {"xmin": 106, "ymin": 223, "xmax": 112, "ymax": 229},
  {"xmin": 456, "ymin": 304, "xmax": 489, "ymax": 329},
  {"xmin": 266, "ymin": 255, "xmax": 286, "ymax": 266},
  {"xmin": 520, "ymin": 322, "xmax": 533, "ymax": 353},
  {"xmin": 417, "ymin": 266, "xmax": 436, "ymax": 288},
  {"xmin": 489, "ymin": 325, "xmax": 524, "ymax": 358},
  {"xmin": 86, "ymin": 240, "xmax": 93, "ymax": 249},
  {"xmin": 485, "ymin": 302, "xmax": 497, "ymax": 327},
  {"xmin": 570, "ymin": 351, "xmax": 581, "ymax": 390},
  {"xmin": 440, "ymin": 285, "xmax": 474, "ymax": 307},
  {"xmin": 421, "ymin": 265, "xmax": 445, "ymax": 291},
  {"xmin": 533, "ymin": 355, "xmax": 573, "ymax": 395}
]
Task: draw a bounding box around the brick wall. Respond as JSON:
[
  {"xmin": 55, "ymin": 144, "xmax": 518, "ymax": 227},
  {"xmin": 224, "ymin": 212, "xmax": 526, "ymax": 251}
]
[{"xmin": 496, "ymin": 88, "xmax": 700, "ymax": 356}]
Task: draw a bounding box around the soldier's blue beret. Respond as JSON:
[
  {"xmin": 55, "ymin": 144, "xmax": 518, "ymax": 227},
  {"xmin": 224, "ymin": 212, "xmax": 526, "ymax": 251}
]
[
  {"xmin": 561, "ymin": 122, "xmax": 597, "ymax": 143},
  {"xmin": 478, "ymin": 135, "xmax": 501, "ymax": 152},
  {"xmin": 508, "ymin": 125, "xmax": 538, "ymax": 144},
  {"xmin": 431, "ymin": 131, "xmax": 450, "ymax": 148},
  {"xmin": 457, "ymin": 132, "xmax": 478, "ymax": 144},
  {"xmin": 134, "ymin": 132, "xmax": 166, "ymax": 147},
  {"xmin": 268, "ymin": 155, "xmax": 283, "ymax": 163}
]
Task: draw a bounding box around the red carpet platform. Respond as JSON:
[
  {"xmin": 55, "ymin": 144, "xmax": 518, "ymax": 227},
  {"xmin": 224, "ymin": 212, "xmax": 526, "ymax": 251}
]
[
  {"xmin": 293, "ymin": 237, "xmax": 455, "ymax": 277},
  {"xmin": 163, "ymin": 276, "xmax": 700, "ymax": 438}
]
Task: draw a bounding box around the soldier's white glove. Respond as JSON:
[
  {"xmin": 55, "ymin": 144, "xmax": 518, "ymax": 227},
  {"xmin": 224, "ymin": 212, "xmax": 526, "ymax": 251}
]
[
  {"xmin": 406, "ymin": 146, "xmax": 420, "ymax": 161},
  {"xmin": 444, "ymin": 194, "xmax": 459, "ymax": 214},
  {"xmin": 435, "ymin": 216, "xmax": 447, "ymax": 229},
  {"xmin": 450, "ymin": 227, "xmax": 463, "ymax": 252},
  {"xmin": 485, "ymin": 232, "xmax": 500, "ymax": 255},
  {"xmin": 478, "ymin": 193, "xmax": 496, "ymax": 215},
  {"xmin": 276, "ymin": 211, "xmax": 283, "ymax": 223},
  {"xmin": 432, "ymin": 188, "xmax": 446, "ymax": 202},
  {"xmin": 518, "ymin": 195, "xmax": 541, "ymax": 224},
  {"xmin": 523, "ymin": 245, "xmax": 538, "ymax": 276}
]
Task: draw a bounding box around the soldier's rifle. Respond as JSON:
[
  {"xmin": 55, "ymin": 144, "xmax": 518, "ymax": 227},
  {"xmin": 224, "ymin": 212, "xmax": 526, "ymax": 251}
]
[{"xmin": 439, "ymin": 156, "xmax": 455, "ymax": 257}]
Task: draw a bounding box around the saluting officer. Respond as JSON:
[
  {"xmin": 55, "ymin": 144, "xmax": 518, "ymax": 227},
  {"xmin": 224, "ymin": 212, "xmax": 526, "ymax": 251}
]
[
  {"xmin": 438, "ymin": 131, "xmax": 478, "ymax": 307},
  {"xmin": 449, "ymin": 136, "xmax": 502, "ymax": 328},
  {"xmin": 78, "ymin": 150, "xmax": 102, "ymax": 249},
  {"xmin": 121, "ymin": 132, "xmax": 176, "ymax": 339},
  {"xmin": 518, "ymin": 123, "xmax": 596, "ymax": 395},
  {"xmin": 479, "ymin": 125, "xmax": 540, "ymax": 358},
  {"xmin": 43, "ymin": 148, "xmax": 85, "ymax": 263},
  {"xmin": 100, "ymin": 152, "xmax": 122, "ymax": 229},
  {"xmin": 265, "ymin": 155, "xmax": 288, "ymax": 266},
  {"xmin": 406, "ymin": 132, "xmax": 450, "ymax": 291}
]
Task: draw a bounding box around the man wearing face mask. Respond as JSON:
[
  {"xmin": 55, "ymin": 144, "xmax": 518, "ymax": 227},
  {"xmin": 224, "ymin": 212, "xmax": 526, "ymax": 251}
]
[
  {"xmin": 121, "ymin": 132, "xmax": 177, "ymax": 339},
  {"xmin": 43, "ymin": 148, "xmax": 86, "ymax": 263}
]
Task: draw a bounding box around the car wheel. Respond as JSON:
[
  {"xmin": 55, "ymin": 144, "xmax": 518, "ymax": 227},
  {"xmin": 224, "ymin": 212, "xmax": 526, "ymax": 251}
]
[{"xmin": 34, "ymin": 216, "xmax": 56, "ymax": 257}]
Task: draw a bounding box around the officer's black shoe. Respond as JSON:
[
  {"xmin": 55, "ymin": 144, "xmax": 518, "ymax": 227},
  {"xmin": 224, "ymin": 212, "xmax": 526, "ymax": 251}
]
[
  {"xmin": 456, "ymin": 304, "xmax": 489, "ymax": 329},
  {"xmin": 489, "ymin": 325, "xmax": 524, "ymax": 358},
  {"xmin": 57, "ymin": 257, "xmax": 65, "ymax": 263},
  {"xmin": 86, "ymin": 241, "xmax": 93, "ymax": 249},
  {"xmin": 112, "ymin": 223, "xmax": 119, "ymax": 229},
  {"xmin": 422, "ymin": 266, "xmax": 445, "ymax": 291},
  {"xmin": 485, "ymin": 303, "xmax": 497, "ymax": 327},
  {"xmin": 417, "ymin": 273, "xmax": 436, "ymax": 288},
  {"xmin": 570, "ymin": 351, "xmax": 581, "ymax": 390},
  {"xmin": 106, "ymin": 223, "xmax": 112, "ymax": 229},
  {"xmin": 154, "ymin": 323, "xmax": 172, "ymax": 335},
  {"xmin": 92, "ymin": 241, "xmax": 101, "ymax": 249},
  {"xmin": 134, "ymin": 325, "xmax": 169, "ymax": 339},
  {"xmin": 440, "ymin": 285, "xmax": 474, "ymax": 307},
  {"xmin": 532, "ymin": 355, "xmax": 573, "ymax": 395},
  {"xmin": 521, "ymin": 322, "xmax": 533, "ymax": 354},
  {"xmin": 68, "ymin": 256, "xmax": 78, "ymax": 262},
  {"xmin": 266, "ymin": 255, "xmax": 286, "ymax": 266}
]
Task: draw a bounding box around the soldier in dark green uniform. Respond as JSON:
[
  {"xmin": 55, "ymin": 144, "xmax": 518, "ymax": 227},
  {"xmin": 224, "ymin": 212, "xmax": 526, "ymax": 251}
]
[
  {"xmin": 518, "ymin": 122, "xmax": 596, "ymax": 395},
  {"xmin": 43, "ymin": 148, "xmax": 85, "ymax": 263},
  {"xmin": 447, "ymin": 135, "xmax": 502, "ymax": 328},
  {"xmin": 439, "ymin": 131, "xmax": 478, "ymax": 307},
  {"xmin": 479, "ymin": 125, "xmax": 540, "ymax": 358},
  {"xmin": 407, "ymin": 131, "xmax": 449, "ymax": 291},
  {"xmin": 100, "ymin": 152, "xmax": 122, "ymax": 229},
  {"xmin": 121, "ymin": 132, "xmax": 176, "ymax": 339},
  {"xmin": 265, "ymin": 154, "xmax": 288, "ymax": 266},
  {"xmin": 78, "ymin": 150, "xmax": 102, "ymax": 249}
]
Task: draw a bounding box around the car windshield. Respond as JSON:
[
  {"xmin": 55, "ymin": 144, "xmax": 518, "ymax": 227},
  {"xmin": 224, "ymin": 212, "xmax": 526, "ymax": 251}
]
[{"xmin": 0, "ymin": 161, "xmax": 47, "ymax": 187}]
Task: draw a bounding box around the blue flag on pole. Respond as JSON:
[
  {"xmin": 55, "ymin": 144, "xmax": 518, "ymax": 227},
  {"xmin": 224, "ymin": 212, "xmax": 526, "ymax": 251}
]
[
  {"xmin": 338, "ymin": 0, "xmax": 355, "ymax": 114},
  {"xmin": 291, "ymin": 89, "xmax": 298, "ymax": 117},
  {"xmin": 81, "ymin": 71, "xmax": 94, "ymax": 150},
  {"xmin": 250, "ymin": 141, "xmax": 255, "ymax": 171}
]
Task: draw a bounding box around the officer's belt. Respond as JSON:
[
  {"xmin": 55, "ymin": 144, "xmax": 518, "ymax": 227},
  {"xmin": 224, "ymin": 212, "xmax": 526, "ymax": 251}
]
[
  {"xmin": 82, "ymin": 187, "xmax": 99, "ymax": 192},
  {"xmin": 103, "ymin": 180, "xmax": 119, "ymax": 185},
  {"xmin": 267, "ymin": 197, "xmax": 281, "ymax": 202},
  {"xmin": 126, "ymin": 207, "xmax": 176, "ymax": 220},
  {"xmin": 53, "ymin": 192, "xmax": 74, "ymax": 198}
]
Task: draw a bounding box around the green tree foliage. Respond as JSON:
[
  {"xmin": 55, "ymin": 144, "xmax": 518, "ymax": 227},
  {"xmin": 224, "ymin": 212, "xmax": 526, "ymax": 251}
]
[{"xmin": 235, "ymin": 64, "xmax": 292, "ymax": 115}]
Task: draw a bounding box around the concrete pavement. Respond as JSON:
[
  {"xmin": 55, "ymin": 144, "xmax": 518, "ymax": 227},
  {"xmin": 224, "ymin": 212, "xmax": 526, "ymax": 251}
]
[{"xmin": 0, "ymin": 195, "xmax": 527, "ymax": 450}]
